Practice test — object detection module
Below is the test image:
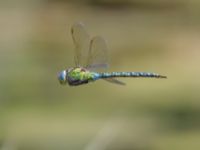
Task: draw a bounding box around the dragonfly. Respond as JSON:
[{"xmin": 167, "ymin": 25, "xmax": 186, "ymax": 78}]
[{"xmin": 58, "ymin": 22, "xmax": 166, "ymax": 86}]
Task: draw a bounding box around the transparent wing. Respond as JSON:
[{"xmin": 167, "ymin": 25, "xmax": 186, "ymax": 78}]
[
  {"xmin": 86, "ymin": 36, "xmax": 109, "ymax": 71},
  {"xmin": 71, "ymin": 22, "xmax": 90, "ymax": 67},
  {"xmin": 103, "ymin": 78, "xmax": 126, "ymax": 86}
]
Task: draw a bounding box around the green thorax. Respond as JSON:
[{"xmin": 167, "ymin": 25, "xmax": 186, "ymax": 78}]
[{"xmin": 68, "ymin": 67, "xmax": 95, "ymax": 81}]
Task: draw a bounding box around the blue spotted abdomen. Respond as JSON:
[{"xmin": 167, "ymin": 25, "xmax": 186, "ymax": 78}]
[{"xmin": 99, "ymin": 72, "xmax": 166, "ymax": 79}]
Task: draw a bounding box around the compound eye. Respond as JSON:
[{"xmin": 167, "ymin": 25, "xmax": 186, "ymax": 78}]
[{"xmin": 58, "ymin": 70, "xmax": 67, "ymax": 85}]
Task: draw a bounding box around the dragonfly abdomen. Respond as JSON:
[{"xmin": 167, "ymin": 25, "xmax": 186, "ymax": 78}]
[{"xmin": 99, "ymin": 72, "xmax": 166, "ymax": 79}]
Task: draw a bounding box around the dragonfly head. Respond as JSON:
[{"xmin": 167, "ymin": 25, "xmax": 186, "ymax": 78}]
[{"xmin": 58, "ymin": 70, "xmax": 68, "ymax": 85}]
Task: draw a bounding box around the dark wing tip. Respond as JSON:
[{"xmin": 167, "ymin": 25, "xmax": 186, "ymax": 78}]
[
  {"xmin": 159, "ymin": 75, "xmax": 167, "ymax": 79},
  {"xmin": 103, "ymin": 78, "xmax": 126, "ymax": 86}
]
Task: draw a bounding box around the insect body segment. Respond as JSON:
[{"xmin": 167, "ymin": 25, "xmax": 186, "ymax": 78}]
[
  {"xmin": 66, "ymin": 67, "xmax": 99, "ymax": 86},
  {"xmin": 99, "ymin": 72, "xmax": 167, "ymax": 79}
]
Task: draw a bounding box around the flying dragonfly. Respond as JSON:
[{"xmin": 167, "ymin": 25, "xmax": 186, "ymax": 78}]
[{"xmin": 58, "ymin": 22, "xmax": 166, "ymax": 86}]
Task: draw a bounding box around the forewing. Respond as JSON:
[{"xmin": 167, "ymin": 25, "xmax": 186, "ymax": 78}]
[
  {"xmin": 86, "ymin": 36, "xmax": 109, "ymax": 71},
  {"xmin": 103, "ymin": 78, "xmax": 126, "ymax": 86},
  {"xmin": 71, "ymin": 22, "xmax": 90, "ymax": 66}
]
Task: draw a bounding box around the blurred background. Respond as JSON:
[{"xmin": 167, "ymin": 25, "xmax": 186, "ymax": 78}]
[{"xmin": 0, "ymin": 0, "xmax": 200, "ymax": 150}]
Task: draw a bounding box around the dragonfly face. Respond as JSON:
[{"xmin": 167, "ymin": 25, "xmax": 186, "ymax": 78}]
[
  {"xmin": 58, "ymin": 70, "xmax": 68, "ymax": 85},
  {"xmin": 58, "ymin": 68, "xmax": 74, "ymax": 85}
]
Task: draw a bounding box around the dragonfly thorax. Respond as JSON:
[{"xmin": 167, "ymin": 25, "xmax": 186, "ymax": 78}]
[{"xmin": 65, "ymin": 67, "xmax": 95, "ymax": 86}]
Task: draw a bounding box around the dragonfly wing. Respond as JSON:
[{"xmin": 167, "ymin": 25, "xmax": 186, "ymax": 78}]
[
  {"xmin": 86, "ymin": 36, "xmax": 109, "ymax": 71},
  {"xmin": 103, "ymin": 78, "xmax": 126, "ymax": 86},
  {"xmin": 71, "ymin": 22, "xmax": 90, "ymax": 67},
  {"xmin": 86, "ymin": 63, "xmax": 109, "ymax": 71}
]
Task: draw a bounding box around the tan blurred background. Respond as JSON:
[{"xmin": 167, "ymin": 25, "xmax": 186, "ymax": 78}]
[{"xmin": 0, "ymin": 0, "xmax": 200, "ymax": 150}]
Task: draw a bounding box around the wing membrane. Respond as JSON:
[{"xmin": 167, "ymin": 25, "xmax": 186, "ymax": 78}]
[
  {"xmin": 104, "ymin": 78, "xmax": 126, "ymax": 86},
  {"xmin": 86, "ymin": 36, "xmax": 109, "ymax": 71},
  {"xmin": 71, "ymin": 22, "xmax": 90, "ymax": 66}
]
